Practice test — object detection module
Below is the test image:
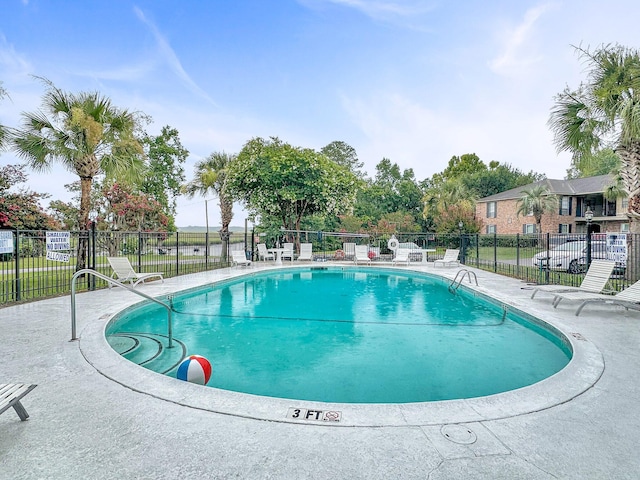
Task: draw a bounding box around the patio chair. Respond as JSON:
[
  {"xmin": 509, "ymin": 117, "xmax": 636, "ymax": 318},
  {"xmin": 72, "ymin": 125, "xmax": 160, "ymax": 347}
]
[
  {"xmin": 392, "ymin": 248, "xmax": 410, "ymax": 266},
  {"xmin": 552, "ymin": 279, "xmax": 640, "ymax": 316},
  {"xmin": 433, "ymin": 249, "xmax": 460, "ymax": 267},
  {"xmin": 257, "ymin": 243, "xmax": 274, "ymax": 261},
  {"xmin": 231, "ymin": 250, "xmax": 252, "ymax": 267},
  {"xmin": 343, "ymin": 242, "xmax": 356, "ymax": 260},
  {"xmin": 531, "ymin": 260, "xmax": 616, "ymax": 299},
  {"xmin": 107, "ymin": 257, "xmax": 164, "ymax": 288},
  {"xmin": 297, "ymin": 243, "xmax": 313, "ymax": 261},
  {"xmin": 1, "ymin": 383, "xmax": 37, "ymax": 421},
  {"xmin": 282, "ymin": 243, "xmax": 294, "ymax": 262},
  {"xmin": 354, "ymin": 245, "xmax": 371, "ymax": 265}
]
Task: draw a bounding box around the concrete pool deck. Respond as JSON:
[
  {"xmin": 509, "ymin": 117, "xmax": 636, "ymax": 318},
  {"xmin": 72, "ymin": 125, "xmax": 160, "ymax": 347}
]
[{"xmin": 1, "ymin": 263, "xmax": 639, "ymax": 479}]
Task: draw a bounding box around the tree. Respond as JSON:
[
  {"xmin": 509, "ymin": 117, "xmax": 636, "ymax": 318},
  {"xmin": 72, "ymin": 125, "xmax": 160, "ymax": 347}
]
[
  {"xmin": 321, "ymin": 141, "xmax": 364, "ymax": 178},
  {"xmin": 12, "ymin": 78, "xmax": 144, "ymax": 269},
  {"xmin": 0, "ymin": 82, "xmax": 8, "ymax": 150},
  {"xmin": 0, "ymin": 164, "xmax": 60, "ymax": 230},
  {"xmin": 441, "ymin": 153, "xmax": 486, "ymax": 181},
  {"xmin": 183, "ymin": 152, "xmax": 235, "ymax": 261},
  {"xmin": 566, "ymin": 148, "xmax": 621, "ymax": 179},
  {"xmin": 515, "ymin": 185, "xmax": 558, "ymax": 234},
  {"xmin": 422, "ymin": 179, "xmax": 477, "ymax": 233},
  {"xmin": 140, "ymin": 126, "xmax": 188, "ymax": 220},
  {"xmin": 463, "ymin": 162, "xmax": 543, "ymax": 198},
  {"xmin": 226, "ymin": 137, "xmax": 359, "ymax": 236},
  {"xmin": 549, "ymin": 44, "xmax": 640, "ymax": 233}
]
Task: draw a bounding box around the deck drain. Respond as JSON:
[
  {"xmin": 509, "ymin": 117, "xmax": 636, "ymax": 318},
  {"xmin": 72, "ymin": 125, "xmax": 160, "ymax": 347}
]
[{"xmin": 440, "ymin": 424, "xmax": 477, "ymax": 444}]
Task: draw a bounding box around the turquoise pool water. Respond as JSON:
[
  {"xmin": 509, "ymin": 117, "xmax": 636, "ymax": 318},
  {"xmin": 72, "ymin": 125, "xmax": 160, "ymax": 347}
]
[{"xmin": 106, "ymin": 267, "xmax": 571, "ymax": 403}]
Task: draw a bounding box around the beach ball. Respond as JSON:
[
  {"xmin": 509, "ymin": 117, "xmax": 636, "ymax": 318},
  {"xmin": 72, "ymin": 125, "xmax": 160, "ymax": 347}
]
[{"xmin": 177, "ymin": 355, "xmax": 212, "ymax": 385}]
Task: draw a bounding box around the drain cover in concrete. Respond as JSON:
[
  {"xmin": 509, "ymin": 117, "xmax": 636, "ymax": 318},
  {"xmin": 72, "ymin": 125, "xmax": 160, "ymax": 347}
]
[{"xmin": 440, "ymin": 424, "xmax": 477, "ymax": 444}]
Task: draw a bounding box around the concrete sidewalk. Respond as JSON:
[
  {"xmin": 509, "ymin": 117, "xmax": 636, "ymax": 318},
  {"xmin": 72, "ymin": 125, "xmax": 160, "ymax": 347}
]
[{"xmin": 1, "ymin": 264, "xmax": 639, "ymax": 479}]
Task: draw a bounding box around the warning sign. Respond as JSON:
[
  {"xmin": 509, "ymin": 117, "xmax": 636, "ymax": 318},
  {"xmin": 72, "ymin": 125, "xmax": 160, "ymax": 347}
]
[
  {"xmin": 46, "ymin": 231, "xmax": 71, "ymax": 252},
  {"xmin": 286, "ymin": 408, "xmax": 342, "ymax": 422},
  {"xmin": 46, "ymin": 251, "xmax": 71, "ymax": 263}
]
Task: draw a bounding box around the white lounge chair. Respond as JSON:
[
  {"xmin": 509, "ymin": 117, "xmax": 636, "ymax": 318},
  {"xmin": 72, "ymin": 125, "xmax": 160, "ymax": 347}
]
[
  {"xmin": 531, "ymin": 260, "xmax": 616, "ymax": 299},
  {"xmin": 343, "ymin": 242, "xmax": 356, "ymax": 260},
  {"xmin": 231, "ymin": 250, "xmax": 252, "ymax": 267},
  {"xmin": 282, "ymin": 243, "xmax": 294, "ymax": 262},
  {"xmin": 297, "ymin": 243, "xmax": 313, "ymax": 261},
  {"xmin": 1, "ymin": 383, "xmax": 37, "ymax": 421},
  {"xmin": 434, "ymin": 249, "xmax": 460, "ymax": 267},
  {"xmin": 392, "ymin": 248, "xmax": 410, "ymax": 266},
  {"xmin": 552, "ymin": 279, "xmax": 640, "ymax": 316},
  {"xmin": 354, "ymin": 245, "xmax": 371, "ymax": 265},
  {"xmin": 257, "ymin": 243, "xmax": 274, "ymax": 261},
  {"xmin": 107, "ymin": 257, "xmax": 164, "ymax": 288}
]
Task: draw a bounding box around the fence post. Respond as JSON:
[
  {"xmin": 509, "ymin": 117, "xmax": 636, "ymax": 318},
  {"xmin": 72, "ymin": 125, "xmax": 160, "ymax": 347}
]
[
  {"xmin": 516, "ymin": 233, "xmax": 520, "ymax": 277},
  {"xmin": 545, "ymin": 233, "xmax": 550, "ymax": 284},
  {"xmin": 493, "ymin": 232, "xmax": 497, "ymax": 272},
  {"xmin": 90, "ymin": 222, "xmax": 97, "ymax": 291},
  {"xmin": 175, "ymin": 231, "xmax": 180, "ymax": 275},
  {"xmin": 14, "ymin": 229, "xmax": 21, "ymax": 301}
]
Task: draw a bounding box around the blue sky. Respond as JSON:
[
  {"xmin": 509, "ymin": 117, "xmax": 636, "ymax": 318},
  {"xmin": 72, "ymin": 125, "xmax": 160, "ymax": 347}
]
[{"xmin": 1, "ymin": 0, "xmax": 639, "ymax": 227}]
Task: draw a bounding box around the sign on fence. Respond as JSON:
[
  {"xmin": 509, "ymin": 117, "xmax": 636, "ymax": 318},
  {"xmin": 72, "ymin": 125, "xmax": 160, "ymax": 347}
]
[
  {"xmin": 606, "ymin": 233, "xmax": 627, "ymax": 267},
  {"xmin": 0, "ymin": 230, "xmax": 13, "ymax": 254},
  {"xmin": 46, "ymin": 231, "xmax": 71, "ymax": 262},
  {"xmin": 46, "ymin": 251, "xmax": 71, "ymax": 262}
]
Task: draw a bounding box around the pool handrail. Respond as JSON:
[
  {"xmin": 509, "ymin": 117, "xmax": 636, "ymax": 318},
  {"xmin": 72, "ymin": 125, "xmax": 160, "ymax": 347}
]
[{"xmin": 70, "ymin": 269, "xmax": 173, "ymax": 348}]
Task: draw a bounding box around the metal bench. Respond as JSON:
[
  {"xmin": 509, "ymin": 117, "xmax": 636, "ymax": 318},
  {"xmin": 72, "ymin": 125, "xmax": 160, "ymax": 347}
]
[{"xmin": 1, "ymin": 384, "xmax": 37, "ymax": 421}]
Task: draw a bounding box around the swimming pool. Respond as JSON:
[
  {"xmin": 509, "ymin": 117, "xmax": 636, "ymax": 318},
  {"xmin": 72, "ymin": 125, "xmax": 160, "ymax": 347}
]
[{"xmin": 106, "ymin": 267, "xmax": 571, "ymax": 404}]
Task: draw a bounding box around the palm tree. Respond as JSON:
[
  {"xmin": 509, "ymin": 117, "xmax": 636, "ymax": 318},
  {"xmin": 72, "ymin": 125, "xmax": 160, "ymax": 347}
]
[
  {"xmin": 183, "ymin": 152, "xmax": 235, "ymax": 261},
  {"xmin": 0, "ymin": 82, "xmax": 9, "ymax": 150},
  {"xmin": 515, "ymin": 185, "xmax": 558, "ymax": 234},
  {"xmin": 549, "ymin": 44, "xmax": 640, "ymax": 234},
  {"xmin": 12, "ymin": 78, "xmax": 144, "ymax": 270}
]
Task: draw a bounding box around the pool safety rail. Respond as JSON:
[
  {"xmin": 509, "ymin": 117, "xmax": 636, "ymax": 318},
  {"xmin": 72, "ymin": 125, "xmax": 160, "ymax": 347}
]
[
  {"xmin": 449, "ymin": 269, "xmax": 478, "ymax": 293},
  {"xmin": 70, "ymin": 269, "xmax": 173, "ymax": 348}
]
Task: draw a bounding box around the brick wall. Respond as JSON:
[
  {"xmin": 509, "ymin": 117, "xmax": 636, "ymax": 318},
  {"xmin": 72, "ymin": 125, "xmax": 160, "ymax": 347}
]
[{"xmin": 476, "ymin": 199, "xmax": 574, "ymax": 234}]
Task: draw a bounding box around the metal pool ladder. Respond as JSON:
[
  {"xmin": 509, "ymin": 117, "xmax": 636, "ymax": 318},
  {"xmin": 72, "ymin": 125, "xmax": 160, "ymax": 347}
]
[
  {"xmin": 70, "ymin": 268, "xmax": 173, "ymax": 348},
  {"xmin": 449, "ymin": 269, "xmax": 478, "ymax": 293}
]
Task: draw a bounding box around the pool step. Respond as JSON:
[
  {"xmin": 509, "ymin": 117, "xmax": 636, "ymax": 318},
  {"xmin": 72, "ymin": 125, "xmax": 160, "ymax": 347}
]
[{"xmin": 106, "ymin": 332, "xmax": 187, "ymax": 375}]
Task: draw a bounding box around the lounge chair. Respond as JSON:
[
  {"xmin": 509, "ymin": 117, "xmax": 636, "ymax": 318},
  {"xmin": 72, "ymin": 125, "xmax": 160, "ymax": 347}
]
[
  {"xmin": 297, "ymin": 243, "xmax": 313, "ymax": 261},
  {"xmin": 282, "ymin": 243, "xmax": 294, "ymax": 262},
  {"xmin": 231, "ymin": 250, "xmax": 252, "ymax": 267},
  {"xmin": 354, "ymin": 245, "xmax": 371, "ymax": 265},
  {"xmin": 257, "ymin": 243, "xmax": 274, "ymax": 261},
  {"xmin": 107, "ymin": 257, "xmax": 164, "ymax": 288},
  {"xmin": 343, "ymin": 242, "xmax": 356, "ymax": 260},
  {"xmin": 552, "ymin": 279, "xmax": 640, "ymax": 316},
  {"xmin": 1, "ymin": 383, "xmax": 37, "ymax": 421},
  {"xmin": 531, "ymin": 260, "xmax": 616, "ymax": 299},
  {"xmin": 392, "ymin": 248, "xmax": 410, "ymax": 266},
  {"xmin": 434, "ymin": 249, "xmax": 460, "ymax": 267}
]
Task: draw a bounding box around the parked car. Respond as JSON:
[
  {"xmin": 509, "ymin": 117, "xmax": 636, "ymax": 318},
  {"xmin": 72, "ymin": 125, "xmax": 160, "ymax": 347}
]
[{"xmin": 532, "ymin": 241, "xmax": 607, "ymax": 273}]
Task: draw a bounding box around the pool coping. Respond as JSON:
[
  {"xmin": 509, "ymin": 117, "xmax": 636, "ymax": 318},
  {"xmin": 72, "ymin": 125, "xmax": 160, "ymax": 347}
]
[{"xmin": 79, "ymin": 264, "xmax": 604, "ymax": 427}]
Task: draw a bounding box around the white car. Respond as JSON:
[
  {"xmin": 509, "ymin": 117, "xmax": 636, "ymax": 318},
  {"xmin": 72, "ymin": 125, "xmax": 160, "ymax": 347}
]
[{"xmin": 532, "ymin": 241, "xmax": 607, "ymax": 274}]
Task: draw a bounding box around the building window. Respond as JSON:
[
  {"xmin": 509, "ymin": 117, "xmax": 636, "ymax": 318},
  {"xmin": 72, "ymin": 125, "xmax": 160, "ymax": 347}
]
[
  {"xmin": 486, "ymin": 202, "xmax": 496, "ymax": 218},
  {"xmin": 523, "ymin": 224, "xmax": 537, "ymax": 234},
  {"xmin": 486, "ymin": 225, "xmax": 496, "ymax": 234},
  {"xmin": 558, "ymin": 224, "xmax": 571, "ymax": 233},
  {"xmin": 559, "ymin": 196, "xmax": 571, "ymax": 216},
  {"xmin": 621, "ymin": 223, "xmax": 630, "ymax": 232},
  {"xmin": 622, "ymin": 198, "xmax": 629, "ymax": 210}
]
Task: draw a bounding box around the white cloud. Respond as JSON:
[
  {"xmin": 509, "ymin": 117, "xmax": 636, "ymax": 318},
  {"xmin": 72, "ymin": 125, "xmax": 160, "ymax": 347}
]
[
  {"xmin": 340, "ymin": 90, "xmax": 570, "ymax": 181},
  {"xmin": 133, "ymin": 6, "xmax": 218, "ymax": 107},
  {"xmin": 0, "ymin": 34, "xmax": 32, "ymax": 80},
  {"xmin": 489, "ymin": 3, "xmax": 555, "ymax": 75}
]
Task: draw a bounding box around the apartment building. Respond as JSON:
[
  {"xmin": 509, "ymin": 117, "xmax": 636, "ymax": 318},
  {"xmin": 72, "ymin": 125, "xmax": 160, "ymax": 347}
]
[{"xmin": 475, "ymin": 174, "xmax": 630, "ymax": 235}]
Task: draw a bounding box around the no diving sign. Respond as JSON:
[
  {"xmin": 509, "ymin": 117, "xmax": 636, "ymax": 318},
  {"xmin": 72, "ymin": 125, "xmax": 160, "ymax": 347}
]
[{"xmin": 286, "ymin": 408, "xmax": 342, "ymax": 423}]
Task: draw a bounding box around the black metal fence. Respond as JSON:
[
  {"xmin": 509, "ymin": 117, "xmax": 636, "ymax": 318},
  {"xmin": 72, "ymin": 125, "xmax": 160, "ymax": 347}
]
[
  {"xmin": 1, "ymin": 229, "xmax": 637, "ymax": 306},
  {"xmin": 0, "ymin": 229, "xmax": 248, "ymax": 305}
]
